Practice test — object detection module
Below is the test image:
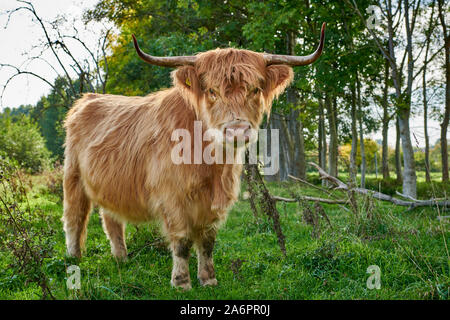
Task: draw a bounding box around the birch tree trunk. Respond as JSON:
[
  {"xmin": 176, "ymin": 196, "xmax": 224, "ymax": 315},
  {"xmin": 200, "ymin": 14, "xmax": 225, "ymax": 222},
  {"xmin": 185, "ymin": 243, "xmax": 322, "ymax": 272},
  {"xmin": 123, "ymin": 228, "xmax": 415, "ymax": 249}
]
[
  {"xmin": 423, "ymin": 33, "xmax": 431, "ymax": 182},
  {"xmin": 318, "ymin": 96, "xmax": 327, "ymax": 187},
  {"xmin": 400, "ymin": 0, "xmax": 417, "ymax": 197},
  {"xmin": 357, "ymin": 72, "xmax": 366, "ymax": 188},
  {"xmin": 382, "ymin": 59, "xmax": 391, "ymax": 180},
  {"xmin": 395, "ymin": 116, "xmax": 403, "ymax": 183},
  {"xmin": 350, "ymin": 82, "xmax": 358, "ymax": 184}
]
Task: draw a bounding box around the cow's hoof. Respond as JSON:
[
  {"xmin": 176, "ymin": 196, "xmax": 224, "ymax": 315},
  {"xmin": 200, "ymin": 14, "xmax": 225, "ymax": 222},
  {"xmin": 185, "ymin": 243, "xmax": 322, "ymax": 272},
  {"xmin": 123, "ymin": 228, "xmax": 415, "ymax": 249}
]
[
  {"xmin": 66, "ymin": 250, "xmax": 82, "ymax": 259},
  {"xmin": 171, "ymin": 280, "xmax": 192, "ymax": 291},
  {"xmin": 66, "ymin": 244, "xmax": 82, "ymax": 258},
  {"xmin": 199, "ymin": 278, "xmax": 218, "ymax": 286},
  {"xmin": 112, "ymin": 250, "xmax": 128, "ymax": 262},
  {"xmin": 113, "ymin": 255, "xmax": 128, "ymax": 263}
]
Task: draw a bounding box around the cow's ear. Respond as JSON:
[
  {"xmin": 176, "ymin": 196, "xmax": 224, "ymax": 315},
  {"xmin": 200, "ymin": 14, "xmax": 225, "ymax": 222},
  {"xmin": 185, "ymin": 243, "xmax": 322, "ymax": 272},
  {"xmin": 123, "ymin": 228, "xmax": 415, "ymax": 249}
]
[
  {"xmin": 263, "ymin": 65, "xmax": 294, "ymax": 114},
  {"xmin": 173, "ymin": 66, "xmax": 200, "ymax": 93}
]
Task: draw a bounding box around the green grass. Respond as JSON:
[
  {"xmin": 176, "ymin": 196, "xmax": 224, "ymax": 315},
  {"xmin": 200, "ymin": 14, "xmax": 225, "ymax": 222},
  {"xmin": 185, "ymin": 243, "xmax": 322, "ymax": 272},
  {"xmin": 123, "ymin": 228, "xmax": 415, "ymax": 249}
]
[{"xmin": 0, "ymin": 174, "xmax": 449, "ymax": 300}]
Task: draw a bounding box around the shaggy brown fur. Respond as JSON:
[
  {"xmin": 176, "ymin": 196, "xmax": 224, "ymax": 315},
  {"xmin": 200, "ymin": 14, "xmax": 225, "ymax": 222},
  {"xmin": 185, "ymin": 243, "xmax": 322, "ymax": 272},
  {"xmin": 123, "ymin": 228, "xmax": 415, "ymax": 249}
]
[{"xmin": 62, "ymin": 48, "xmax": 293, "ymax": 290}]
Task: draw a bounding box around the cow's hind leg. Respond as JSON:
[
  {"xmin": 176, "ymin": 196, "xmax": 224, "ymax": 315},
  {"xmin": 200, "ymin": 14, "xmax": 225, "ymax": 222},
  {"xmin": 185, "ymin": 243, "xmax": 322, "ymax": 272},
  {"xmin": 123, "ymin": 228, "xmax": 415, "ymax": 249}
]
[
  {"xmin": 195, "ymin": 228, "xmax": 217, "ymax": 286},
  {"xmin": 101, "ymin": 209, "xmax": 127, "ymax": 259},
  {"xmin": 62, "ymin": 167, "xmax": 92, "ymax": 258}
]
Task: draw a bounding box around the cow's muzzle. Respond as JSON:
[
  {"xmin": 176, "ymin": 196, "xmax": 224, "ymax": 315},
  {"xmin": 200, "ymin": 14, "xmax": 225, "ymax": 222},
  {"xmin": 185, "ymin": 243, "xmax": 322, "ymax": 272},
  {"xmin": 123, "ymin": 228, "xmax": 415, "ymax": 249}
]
[{"xmin": 223, "ymin": 120, "xmax": 252, "ymax": 145}]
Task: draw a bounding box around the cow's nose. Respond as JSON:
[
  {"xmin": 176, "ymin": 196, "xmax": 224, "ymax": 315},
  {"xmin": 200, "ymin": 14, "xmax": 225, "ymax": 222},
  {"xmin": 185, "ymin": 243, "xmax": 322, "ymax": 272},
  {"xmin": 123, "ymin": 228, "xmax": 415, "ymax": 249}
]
[{"xmin": 223, "ymin": 121, "xmax": 251, "ymax": 144}]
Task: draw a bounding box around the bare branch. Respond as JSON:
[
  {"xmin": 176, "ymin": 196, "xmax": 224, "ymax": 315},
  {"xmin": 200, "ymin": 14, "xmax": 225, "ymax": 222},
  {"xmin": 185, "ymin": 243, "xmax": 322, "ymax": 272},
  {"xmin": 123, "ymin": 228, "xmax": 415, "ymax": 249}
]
[
  {"xmin": 309, "ymin": 162, "xmax": 450, "ymax": 209},
  {"xmin": 0, "ymin": 63, "xmax": 68, "ymax": 106},
  {"xmin": 13, "ymin": 1, "xmax": 76, "ymax": 96}
]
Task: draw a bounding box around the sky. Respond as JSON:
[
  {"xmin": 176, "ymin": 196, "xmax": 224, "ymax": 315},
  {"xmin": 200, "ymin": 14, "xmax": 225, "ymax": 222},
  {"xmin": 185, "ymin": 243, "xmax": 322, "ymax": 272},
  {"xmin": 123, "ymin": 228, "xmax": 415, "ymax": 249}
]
[
  {"xmin": 0, "ymin": 0, "xmax": 100, "ymax": 109},
  {"xmin": 0, "ymin": 0, "xmax": 446, "ymax": 148}
]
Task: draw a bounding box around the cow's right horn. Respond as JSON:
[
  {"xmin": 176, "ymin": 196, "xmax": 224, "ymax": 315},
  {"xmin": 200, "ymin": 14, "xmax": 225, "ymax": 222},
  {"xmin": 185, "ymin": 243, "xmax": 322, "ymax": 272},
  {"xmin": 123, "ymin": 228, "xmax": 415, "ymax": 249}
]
[
  {"xmin": 132, "ymin": 35, "xmax": 197, "ymax": 67},
  {"xmin": 264, "ymin": 22, "xmax": 326, "ymax": 66}
]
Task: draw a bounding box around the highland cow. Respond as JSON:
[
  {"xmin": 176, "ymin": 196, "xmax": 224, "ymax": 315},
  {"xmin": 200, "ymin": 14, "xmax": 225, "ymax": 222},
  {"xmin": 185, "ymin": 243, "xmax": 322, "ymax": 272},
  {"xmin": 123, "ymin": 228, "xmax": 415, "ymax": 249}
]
[{"xmin": 62, "ymin": 23, "xmax": 325, "ymax": 290}]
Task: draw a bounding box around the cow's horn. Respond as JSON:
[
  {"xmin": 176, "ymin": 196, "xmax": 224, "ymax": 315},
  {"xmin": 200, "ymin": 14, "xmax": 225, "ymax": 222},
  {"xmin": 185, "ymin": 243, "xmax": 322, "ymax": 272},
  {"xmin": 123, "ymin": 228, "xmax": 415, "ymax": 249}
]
[
  {"xmin": 264, "ymin": 23, "xmax": 326, "ymax": 66},
  {"xmin": 132, "ymin": 35, "xmax": 196, "ymax": 67}
]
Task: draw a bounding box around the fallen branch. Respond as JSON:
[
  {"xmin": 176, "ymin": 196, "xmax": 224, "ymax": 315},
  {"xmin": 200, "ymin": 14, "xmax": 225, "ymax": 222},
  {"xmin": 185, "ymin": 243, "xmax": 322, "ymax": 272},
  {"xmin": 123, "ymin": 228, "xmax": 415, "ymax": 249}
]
[
  {"xmin": 288, "ymin": 174, "xmax": 334, "ymax": 196},
  {"xmin": 271, "ymin": 195, "xmax": 349, "ymax": 205},
  {"xmin": 309, "ymin": 162, "xmax": 450, "ymax": 210}
]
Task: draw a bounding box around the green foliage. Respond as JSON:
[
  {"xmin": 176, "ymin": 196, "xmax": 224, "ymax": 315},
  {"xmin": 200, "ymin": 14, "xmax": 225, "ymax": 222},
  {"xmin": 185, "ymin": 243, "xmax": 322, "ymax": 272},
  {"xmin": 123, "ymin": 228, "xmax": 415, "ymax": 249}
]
[
  {"xmin": 106, "ymin": 32, "xmax": 213, "ymax": 95},
  {"xmin": 428, "ymin": 140, "xmax": 450, "ymax": 172},
  {"xmin": 33, "ymin": 96, "xmax": 66, "ymax": 160},
  {"xmin": 0, "ymin": 159, "xmax": 56, "ymax": 299},
  {"xmin": 340, "ymin": 138, "xmax": 381, "ymax": 172},
  {"xmin": 0, "ymin": 113, "xmax": 52, "ymax": 174}
]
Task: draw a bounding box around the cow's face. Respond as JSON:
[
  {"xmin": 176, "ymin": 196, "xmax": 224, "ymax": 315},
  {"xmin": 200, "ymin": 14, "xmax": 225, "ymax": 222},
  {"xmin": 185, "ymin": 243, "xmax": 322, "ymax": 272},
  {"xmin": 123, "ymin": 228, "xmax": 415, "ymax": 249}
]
[
  {"xmin": 173, "ymin": 49, "xmax": 293, "ymax": 146},
  {"xmin": 133, "ymin": 24, "xmax": 324, "ymax": 146}
]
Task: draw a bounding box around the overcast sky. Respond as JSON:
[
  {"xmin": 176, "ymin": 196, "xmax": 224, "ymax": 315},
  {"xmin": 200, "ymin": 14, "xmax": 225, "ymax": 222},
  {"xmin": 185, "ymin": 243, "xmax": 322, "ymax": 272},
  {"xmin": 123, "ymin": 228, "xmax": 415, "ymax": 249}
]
[{"xmin": 0, "ymin": 0, "xmax": 446, "ymax": 148}]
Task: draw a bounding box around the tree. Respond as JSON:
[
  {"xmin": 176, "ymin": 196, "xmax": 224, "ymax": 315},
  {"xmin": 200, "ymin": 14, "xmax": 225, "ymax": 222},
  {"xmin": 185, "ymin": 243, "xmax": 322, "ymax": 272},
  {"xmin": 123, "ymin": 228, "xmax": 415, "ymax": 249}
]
[
  {"xmin": 0, "ymin": 112, "xmax": 51, "ymax": 173},
  {"xmin": 437, "ymin": 0, "xmax": 450, "ymax": 181},
  {"xmin": 1, "ymin": 0, "xmax": 112, "ymax": 109},
  {"xmin": 346, "ymin": 0, "xmax": 424, "ymax": 197},
  {"xmin": 381, "ymin": 58, "xmax": 392, "ymax": 180},
  {"xmin": 421, "ymin": 0, "xmax": 438, "ymax": 182}
]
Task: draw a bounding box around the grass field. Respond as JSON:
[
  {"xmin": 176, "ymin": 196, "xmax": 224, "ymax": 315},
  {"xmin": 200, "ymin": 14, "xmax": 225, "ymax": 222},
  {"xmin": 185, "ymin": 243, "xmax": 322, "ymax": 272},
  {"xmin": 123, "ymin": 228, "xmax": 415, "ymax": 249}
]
[{"xmin": 0, "ymin": 171, "xmax": 449, "ymax": 300}]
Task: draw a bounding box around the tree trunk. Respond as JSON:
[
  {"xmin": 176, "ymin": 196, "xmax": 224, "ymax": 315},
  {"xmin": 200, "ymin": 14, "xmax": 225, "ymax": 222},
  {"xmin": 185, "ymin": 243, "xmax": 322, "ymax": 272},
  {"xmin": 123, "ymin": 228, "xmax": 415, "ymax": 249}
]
[
  {"xmin": 285, "ymin": 96, "xmax": 306, "ymax": 180},
  {"xmin": 326, "ymin": 93, "xmax": 338, "ymax": 178},
  {"xmin": 318, "ymin": 97, "xmax": 327, "ymax": 186},
  {"xmin": 286, "ymin": 31, "xmax": 306, "ymax": 180},
  {"xmin": 382, "ymin": 59, "xmax": 391, "ymax": 180},
  {"xmin": 395, "ymin": 116, "xmax": 403, "ymax": 183},
  {"xmin": 438, "ymin": 0, "xmax": 450, "ymax": 182},
  {"xmin": 350, "ymin": 83, "xmax": 358, "ymax": 184},
  {"xmin": 357, "ymin": 72, "xmax": 366, "ymax": 187},
  {"xmin": 422, "ymin": 0, "xmax": 436, "ymax": 182},
  {"xmin": 278, "ymin": 115, "xmax": 290, "ymax": 181},
  {"xmin": 398, "ymin": 111, "xmax": 417, "ymax": 197},
  {"xmin": 423, "ymin": 41, "xmax": 432, "ymax": 182},
  {"xmin": 441, "ymin": 49, "xmax": 450, "ymax": 182},
  {"xmin": 400, "ymin": 0, "xmax": 417, "ymax": 197},
  {"xmin": 293, "ymin": 110, "xmax": 306, "ymax": 179}
]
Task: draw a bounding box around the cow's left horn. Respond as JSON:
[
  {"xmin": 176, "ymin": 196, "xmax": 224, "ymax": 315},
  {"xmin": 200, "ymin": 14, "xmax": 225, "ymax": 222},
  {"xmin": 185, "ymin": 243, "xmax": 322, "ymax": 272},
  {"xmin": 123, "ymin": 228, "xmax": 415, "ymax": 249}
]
[
  {"xmin": 264, "ymin": 23, "xmax": 326, "ymax": 66},
  {"xmin": 132, "ymin": 35, "xmax": 197, "ymax": 67}
]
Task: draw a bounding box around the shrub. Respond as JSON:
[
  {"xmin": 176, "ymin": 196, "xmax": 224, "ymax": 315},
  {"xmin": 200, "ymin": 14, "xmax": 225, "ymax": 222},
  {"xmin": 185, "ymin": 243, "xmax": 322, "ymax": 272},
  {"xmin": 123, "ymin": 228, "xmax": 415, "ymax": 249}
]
[
  {"xmin": 42, "ymin": 162, "xmax": 64, "ymax": 201},
  {"xmin": 0, "ymin": 156, "xmax": 56, "ymax": 299},
  {"xmin": 0, "ymin": 114, "xmax": 52, "ymax": 173},
  {"xmin": 416, "ymin": 181, "xmax": 450, "ymax": 199},
  {"xmin": 364, "ymin": 177, "xmax": 402, "ymax": 196}
]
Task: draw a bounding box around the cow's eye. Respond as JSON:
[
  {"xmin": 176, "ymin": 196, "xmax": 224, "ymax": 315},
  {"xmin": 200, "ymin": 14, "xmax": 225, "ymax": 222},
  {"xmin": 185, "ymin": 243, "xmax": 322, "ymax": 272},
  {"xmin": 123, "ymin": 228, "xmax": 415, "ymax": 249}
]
[
  {"xmin": 209, "ymin": 88, "xmax": 216, "ymax": 99},
  {"xmin": 253, "ymin": 88, "xmax": 260, "ymax": 95}
]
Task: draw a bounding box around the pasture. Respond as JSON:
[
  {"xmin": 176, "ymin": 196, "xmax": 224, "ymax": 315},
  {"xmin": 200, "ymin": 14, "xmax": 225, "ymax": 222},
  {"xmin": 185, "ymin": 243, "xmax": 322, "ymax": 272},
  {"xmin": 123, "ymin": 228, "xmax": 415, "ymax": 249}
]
[{"xmin": 0, "ymin": 169, "xmax": 448, "ymax": 300}]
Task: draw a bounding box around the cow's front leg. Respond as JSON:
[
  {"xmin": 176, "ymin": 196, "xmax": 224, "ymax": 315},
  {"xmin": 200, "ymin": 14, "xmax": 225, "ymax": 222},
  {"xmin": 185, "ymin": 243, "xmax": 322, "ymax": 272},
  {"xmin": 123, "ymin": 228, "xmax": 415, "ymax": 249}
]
[
  {"xmin": 195, "ymin": 228, "xmax": 217, "ymax": 286},
  {"xmin": 170, "ymin": 237, "xmax": 193, "ymax": 290}
]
